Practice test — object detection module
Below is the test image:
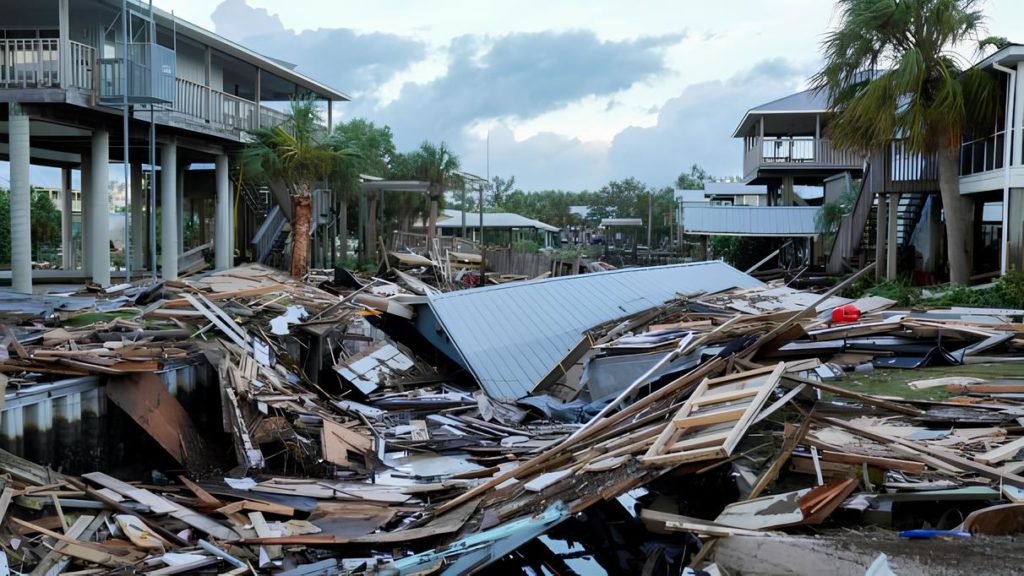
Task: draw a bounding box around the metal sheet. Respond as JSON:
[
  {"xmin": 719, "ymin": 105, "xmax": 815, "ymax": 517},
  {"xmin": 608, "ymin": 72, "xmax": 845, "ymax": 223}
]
[{"xmin": 425, "ymin": 261, "xmax": 761, "ymax": 401}]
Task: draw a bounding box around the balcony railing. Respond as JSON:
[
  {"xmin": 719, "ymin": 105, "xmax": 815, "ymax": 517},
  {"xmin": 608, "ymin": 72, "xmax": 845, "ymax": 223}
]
[
  {"xmin": 0, "ymin": 37, "xmax": 58, "ymax": 88},
  {"xmin": 960, "ymin": 131, "xmax": 1006, "ymax": 176},
  {"xmin": 743, "ymin": 136, "xmax": 861, "ymax": 179},
  {"xmin": 98, "ymin": 42, "xmax": 175, "ymax": 104},
  {"xmin": 1, "ymin": 34, "xmax": 297, "ymax": 135},
  {"xmin": 177, "ymin": 77, "xmax": 260, "ymax": 132}
]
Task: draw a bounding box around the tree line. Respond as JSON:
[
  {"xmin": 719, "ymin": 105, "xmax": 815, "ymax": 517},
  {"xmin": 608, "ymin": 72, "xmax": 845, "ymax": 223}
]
[{"xmin": 243, "ymin": 99, "xmax": 711, "ymax": 274}]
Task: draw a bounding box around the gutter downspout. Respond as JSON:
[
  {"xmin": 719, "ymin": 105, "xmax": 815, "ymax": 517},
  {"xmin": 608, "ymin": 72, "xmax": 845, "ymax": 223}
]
[{"xmin": 993, "ymin": 61, "xmax": 1015, "ymax": 276}]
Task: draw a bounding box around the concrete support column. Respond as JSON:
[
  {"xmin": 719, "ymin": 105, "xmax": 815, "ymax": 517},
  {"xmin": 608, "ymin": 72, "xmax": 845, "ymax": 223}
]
[
  {"xmin": 89, "ymin": 129, "xmax": 111, "ymax": 286},
  {"xmin": 80, "ymin": 157, "xmax": 90, "ymax": 273},
  {"xmin": 177, "ymin": 167, "xmax": 185, "ymax": 253},
  {"xmin": 58, "ymin": 0, "xmax": 70, "ymax": 87},
  {"xmin": 160, "ymin": 142, "xmax": 178, "ymax": 280},
  {"xmin": 215, "ymin": 154, "xmax": 231, "ymax": 269},
  {"xmin": 130, "ymin": 162, "xmax": 145, "ymax": 270},
  {"xmin": 61, "ymin": 167, "xmax": 73, "ymax": 270},
  {"xmin": 886, "ymin": 192, "xmax": 901, "ymax": 280},
  {"xmin": 875, "ymin": 192, "xmax": 888, "ymax": 281},
  {"xmin": 9, "ymin": 104, "xmax": 32, "ymax": 294}
]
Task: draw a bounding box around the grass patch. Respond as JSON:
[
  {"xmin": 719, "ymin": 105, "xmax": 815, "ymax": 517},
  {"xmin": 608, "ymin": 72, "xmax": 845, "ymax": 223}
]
[
  {"xmin": 847, "ymin": 271, "xmax": 1024, "ymax": 310},
  {"xmin": 62, "ymin": 310, "xmax": 138, "ymax": 328},
  {"xmin": 833, "ymin": 362, "xmax": 1024, "ymax": 401}
]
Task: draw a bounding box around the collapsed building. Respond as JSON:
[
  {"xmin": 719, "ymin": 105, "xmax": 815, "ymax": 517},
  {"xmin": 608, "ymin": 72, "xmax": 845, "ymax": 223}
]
[{"xmin": 1, "ymin": 259, "xmax": 1024, "ymax": 574}]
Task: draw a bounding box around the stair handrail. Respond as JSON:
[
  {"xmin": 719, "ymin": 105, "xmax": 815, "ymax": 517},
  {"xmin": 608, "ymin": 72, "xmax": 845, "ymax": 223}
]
[
  {"xmin": 826, "ymin": 160, "xmax": 874, "ymax": 273},
  {"xmin": 251, "ymin": 204, "xmax": 287, "ymax": 263}
]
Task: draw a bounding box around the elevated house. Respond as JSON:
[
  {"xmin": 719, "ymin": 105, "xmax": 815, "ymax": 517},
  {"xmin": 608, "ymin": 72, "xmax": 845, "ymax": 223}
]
[
  {"xmin": 961, "ymin": 44, "xmax": 1024, "ymax": 277},
  {"xmin": 0, "ymin": 0, "xmax": 348, "ymax": 291},
  {"xmin": 712, "ymin": 87, "xmax": 946, "ymax": 280},
  {"xmin": 718, "ymin": 45, "xmax": 1024, "ymax": 283}
]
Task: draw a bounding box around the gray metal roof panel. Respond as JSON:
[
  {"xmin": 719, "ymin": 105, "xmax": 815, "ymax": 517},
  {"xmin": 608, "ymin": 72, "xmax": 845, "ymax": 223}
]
[
  {"xmin": 682, "ymin": 206, "xmax": 821, "ymax": 236},
  {"xmin": 425, "ymin": 261, "xmax": 762, "ymax": 401},
  {"xmin": 437, "ymin": 210, "xmax": 560, "ymax": 232},
  {"xmin": 731, "ymin": 89, "xmax": 830, "ymax": 137}
]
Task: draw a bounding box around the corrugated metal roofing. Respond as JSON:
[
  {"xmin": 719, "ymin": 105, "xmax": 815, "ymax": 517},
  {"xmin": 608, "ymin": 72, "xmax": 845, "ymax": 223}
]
[
  {"xmin": 425, "ymin": 262, "xmax": 763, "ymax": 401},
  {"xmin": 436, "ymin": 210, "xmax": 560, "ymax": 232},
  {"xmin": 731, "ymin": 89, "xmax": 831, "ymax": 137},
  {"xmin": 682, "ymin": 205, "xmax": 821, "ymax": 237}
]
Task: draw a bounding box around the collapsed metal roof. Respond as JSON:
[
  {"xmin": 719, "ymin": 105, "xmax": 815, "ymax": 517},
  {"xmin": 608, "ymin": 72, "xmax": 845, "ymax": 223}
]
[{"xmin": 424, "ymin": 261, "xmax": 763, "ymax": 401}]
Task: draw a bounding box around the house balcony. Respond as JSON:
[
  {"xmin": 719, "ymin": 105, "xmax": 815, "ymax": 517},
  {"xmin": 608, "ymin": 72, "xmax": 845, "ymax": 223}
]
[
  {"xmin": 0, "ymin": 35, "xmax": 300, "ymax": 137},
  {"xmin": 742, "ymin": 136, "xmax": 862, "ymax": 183}
]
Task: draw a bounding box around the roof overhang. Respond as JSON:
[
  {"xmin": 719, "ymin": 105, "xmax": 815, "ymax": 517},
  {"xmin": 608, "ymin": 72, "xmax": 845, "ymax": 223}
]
[
  {"xmin": 360, "ymin": 180, "xmax": 430, "ymax": 192},
  {"xmin": 136, "ymin": 2, "xmax": 351, "ymax": 102},
  {"xmin": 975, "ymin": 44, "xmax": 1024, "ymax": 71},
  {"xmin": 732, "ymin": 108, "xmax": 829, "ymax": 138}
]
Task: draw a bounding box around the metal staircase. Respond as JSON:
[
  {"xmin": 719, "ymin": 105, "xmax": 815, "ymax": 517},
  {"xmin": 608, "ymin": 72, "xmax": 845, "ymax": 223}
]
[{"xmin": 231, "ymin": 167, "xmax": 294, "ymax": 268}]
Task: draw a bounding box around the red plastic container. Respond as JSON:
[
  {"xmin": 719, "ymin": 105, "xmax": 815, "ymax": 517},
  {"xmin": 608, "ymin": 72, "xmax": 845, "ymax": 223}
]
[{"xmin": 831, "ymin": 304, "xmax": 861, "ymax": 324}]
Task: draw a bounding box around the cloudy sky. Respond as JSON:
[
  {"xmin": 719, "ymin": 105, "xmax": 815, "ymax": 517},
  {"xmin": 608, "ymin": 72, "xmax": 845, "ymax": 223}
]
[{"xmin": 7, "ymin": 0, "xmax": 1024, "ymax": 192}]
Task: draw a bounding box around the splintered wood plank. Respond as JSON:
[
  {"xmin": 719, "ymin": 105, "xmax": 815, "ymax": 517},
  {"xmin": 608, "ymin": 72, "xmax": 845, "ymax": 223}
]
[
  {"xmin": 29, "ymin": 513, "xmax": 96, "ymax": 576},
  {"xmin": 82, "ymin": 472, "xmax": 177, "ymax": 514},
  {"xmin": 11, "ymin": 517, "xmax": 143, "ymax": 567},
  {"xmin": 667, "ymin": 431, "xmax": 732, "ymax": 452},
  {"xmin": 691, "ymin": 386, "xmax": 762, "ymax": 407},
  {"xmin": 321, "ymin": 418, "xmax": 373, "ymax": 468},
  {"xmin": 83, "ymin": 472, "xmax": 237, "ymax": 540},
  {"xmin": 675, "ymin": 407, "xmax": 748, "ymax": 429},
  {"xmin": 105, "ymin": 373, "xmax": 207, "ymax": 474},
  {"xmin": 976, "ymin": 436, "xmax": 1024, "ymax": 465},
  {"xmin": 178, "ymin": 475, "xmax": 224, "ymax": 509}
]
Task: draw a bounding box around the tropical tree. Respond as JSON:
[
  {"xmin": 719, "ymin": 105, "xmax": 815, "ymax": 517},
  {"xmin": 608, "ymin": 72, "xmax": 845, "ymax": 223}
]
[
  {"xmin": 810, "ymin": 0, "xmax": 1002, "ymax": 285},
  {"xmin": 410, "ymin": 142, "xmax": 461, "ymax": 244},
  {"xmin": 488, "ymin": 175, "xmax": 516, "ymax": 208},
  {"xmin": 330, "ymin": 119, "xmax": 396, "ymax": 262},
  {"xmin": 675, "ymin": 164, "xmax": 708, "ymax": 190},
  {"xmin": 386, "ymin": 151, "xmax": 430, "ymax": 235},
  {"xmin": 242, "ymin": 97, "xmax": 355, "ymax": 277}
]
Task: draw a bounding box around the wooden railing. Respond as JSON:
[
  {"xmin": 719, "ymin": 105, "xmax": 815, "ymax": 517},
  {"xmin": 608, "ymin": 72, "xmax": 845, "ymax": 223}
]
[
  {"xmin": 0, "ymin": 34, "xmax": 295, "ymax": 136},
  {"xmin": 259, "ymin": 107, "xmax": 291, "ymax": 129},
  {"xmin": 67, "ymin": 41, "xmax": 94, "ymax": 90},
  {"xmin": 885, "ymin": 140, "xmax": 938, "ymax": 192},
  {"xmin": 390, "ymin": 230, "xmax": 479, "ymax": 254},
  {"xmin": 826, "ymin": 161, "xmax": 875, "ymax": 274},
  {"xmin": 176, "ymin": 77, "xmax": 258, "ymax": 132},
  {"xmin": 0, "ymin": 38, "xmax": 59, "ymax": 88},
  {"xmin": 743, "ymin": 136, "xmax": 861, "ymax": 179}
]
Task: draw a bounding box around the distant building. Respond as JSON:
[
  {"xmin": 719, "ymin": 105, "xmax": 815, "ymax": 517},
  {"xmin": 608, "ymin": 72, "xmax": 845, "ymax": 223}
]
[{"xmin": 431, "ymin": 209, "xmax": 561, "ymax": 248}]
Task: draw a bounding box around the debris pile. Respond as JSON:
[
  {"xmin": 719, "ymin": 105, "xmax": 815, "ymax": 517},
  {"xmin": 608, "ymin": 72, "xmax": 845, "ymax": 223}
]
[{"xmin": 1, "ymin": 261, "xmax": 1024, "ymax": 573}]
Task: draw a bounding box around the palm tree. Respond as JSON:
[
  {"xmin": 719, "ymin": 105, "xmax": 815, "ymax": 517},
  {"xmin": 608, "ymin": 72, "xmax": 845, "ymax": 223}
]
[
  {"xmin": 329, "ymin": 120, "xmax": 396, "ymax": 264},
  {"xmin": 411, "ymin": 142, "xmax": 461, "ymax": 245},
  {"xmin": 241, "ymin": 97, "xmax": 355, "ymax": 277},
  {"xmin": 810, "ymin": 0, "xmax": 1001, "ymax": 285}
]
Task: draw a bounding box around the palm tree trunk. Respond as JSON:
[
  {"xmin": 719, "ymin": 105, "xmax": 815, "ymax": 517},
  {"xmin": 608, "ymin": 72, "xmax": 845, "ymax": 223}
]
[
  {"xmin": 290, "ymin": 186, "xmax": 312, "ymax": 278},
  {"xmin": 367, "ymin": 190, "xmax": 379, "ymax": 264},
  {"xmin": 938, "ymin": 146, "xmax": 971, "ymax": 285},
  {"xmin": 427, "ymin": 189, "xmax": 439, "ymax": 245}
]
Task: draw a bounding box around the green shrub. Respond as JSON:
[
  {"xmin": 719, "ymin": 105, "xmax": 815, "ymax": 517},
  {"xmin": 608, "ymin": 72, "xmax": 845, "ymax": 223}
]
[
  {"xmin": 513, "ymin": 239, "xmax": 540, "ymax": 253},
  {"xmin": 935, "ymin": 286, "xmax": 990, "ymax": 307},
  {"xmin": 995, "ymin": 271, "xmax": 1024, "ymax": 309},
  {"xmin": 860, "ymin": 278, "xmax": 921, "ymax": 306}
]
